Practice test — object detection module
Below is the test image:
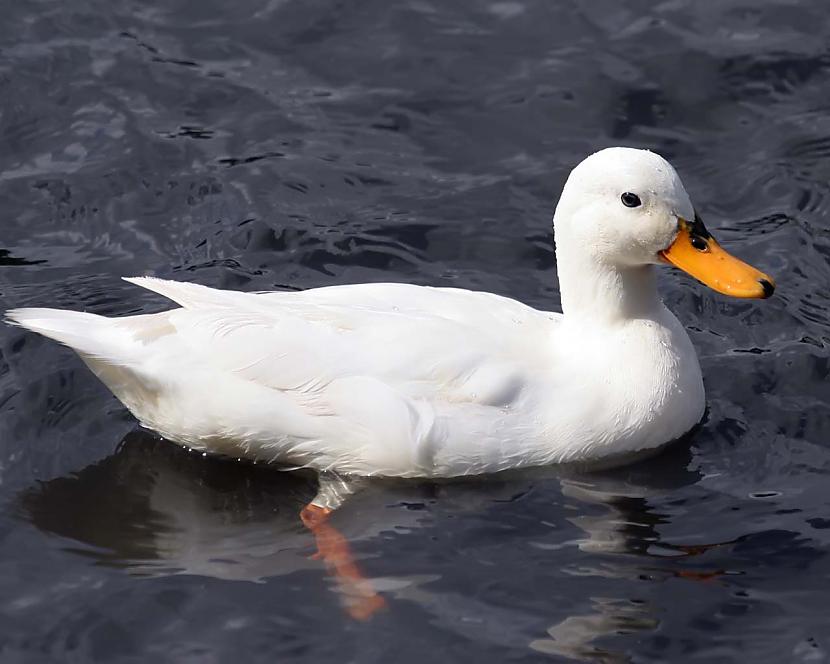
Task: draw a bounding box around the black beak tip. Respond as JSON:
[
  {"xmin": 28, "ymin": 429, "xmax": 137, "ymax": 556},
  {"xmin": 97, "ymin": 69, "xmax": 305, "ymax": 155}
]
[{"xmin": 759, "ymin": 279, "xmax": 775, "ymax": 298}]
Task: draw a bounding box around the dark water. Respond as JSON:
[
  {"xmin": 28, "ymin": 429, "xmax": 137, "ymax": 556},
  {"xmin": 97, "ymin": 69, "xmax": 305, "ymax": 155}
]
[{"xmin": 1, "ymin": 0, "xmax": 829, "ymax": 661}]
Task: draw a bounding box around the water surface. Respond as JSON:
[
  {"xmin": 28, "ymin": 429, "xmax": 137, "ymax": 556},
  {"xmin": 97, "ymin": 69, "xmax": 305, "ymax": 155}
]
[{"xmin": 1, "ymin": 0, "xmax": 829, "ymax": 661}]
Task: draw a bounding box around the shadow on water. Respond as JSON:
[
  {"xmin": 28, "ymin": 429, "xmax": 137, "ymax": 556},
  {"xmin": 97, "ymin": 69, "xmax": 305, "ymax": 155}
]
[{"xmin": 0, "ymin": 248, "xmax": 46, "ymax": 266}]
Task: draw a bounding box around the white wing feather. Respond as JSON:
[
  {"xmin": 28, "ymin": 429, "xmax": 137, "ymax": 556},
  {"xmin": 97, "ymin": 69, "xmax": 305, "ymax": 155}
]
[{"xmin": 8, "ymin": 278, "xmax": 560, "ymax": 476}]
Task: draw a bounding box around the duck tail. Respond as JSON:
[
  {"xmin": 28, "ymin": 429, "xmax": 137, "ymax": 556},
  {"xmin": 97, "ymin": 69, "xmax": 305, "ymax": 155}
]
[{"xmin": 5, "ymin": 308, "xmax": 129, "ymax": 360}]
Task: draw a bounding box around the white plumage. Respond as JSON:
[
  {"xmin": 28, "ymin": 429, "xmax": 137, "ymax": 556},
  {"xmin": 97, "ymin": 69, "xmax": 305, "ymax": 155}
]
[{"xmin": 7, "ymin": 147, "xmax": 772, "ymax": 477}]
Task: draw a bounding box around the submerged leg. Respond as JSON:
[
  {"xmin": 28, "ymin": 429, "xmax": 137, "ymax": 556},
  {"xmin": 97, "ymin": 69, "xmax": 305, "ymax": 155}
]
[{"xmin": 300, "ymin": 474, "xmax": 386, "ymax": 620}]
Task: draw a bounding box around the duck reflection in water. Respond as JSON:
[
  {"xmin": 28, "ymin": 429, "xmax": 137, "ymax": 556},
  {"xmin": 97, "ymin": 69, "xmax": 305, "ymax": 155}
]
[
  {"xmin": 19, "ymin": 430, "xmax": 735, "ymax": 657},
  {"xmin": 530, "ymin": 467, "xmax": 740, "ymax": 663},
  {"xmin": 18, "ymin": 431, "xmax": 388, "ymax": 620}
]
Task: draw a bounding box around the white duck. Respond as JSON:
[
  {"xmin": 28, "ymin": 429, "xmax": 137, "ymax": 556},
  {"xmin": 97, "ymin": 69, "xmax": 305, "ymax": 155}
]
[{"xmin": 6, "ymin": 148, "xmax": 774, "ymax": 478}]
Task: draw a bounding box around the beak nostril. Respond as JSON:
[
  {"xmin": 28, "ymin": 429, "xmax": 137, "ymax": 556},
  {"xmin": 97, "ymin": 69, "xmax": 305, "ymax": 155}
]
[
  {"xmin": 759, "ymin": 279, "xmax": 775, "ymax": 298},
  {"xmin": 690, "ymin": 236, "xmax": 708, "ymax": 251}
]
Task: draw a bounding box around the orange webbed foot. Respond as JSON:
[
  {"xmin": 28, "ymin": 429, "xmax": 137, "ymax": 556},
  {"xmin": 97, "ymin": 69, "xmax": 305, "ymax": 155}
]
[{"xmin": 301, "ymin": 503, "xmax": 387, "ymax": 620}]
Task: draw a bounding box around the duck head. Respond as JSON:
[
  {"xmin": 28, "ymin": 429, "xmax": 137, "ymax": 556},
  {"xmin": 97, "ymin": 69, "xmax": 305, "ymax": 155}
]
[{"xmin": 553, "ymin": 147, "xmax": 774, "ymax": 319}]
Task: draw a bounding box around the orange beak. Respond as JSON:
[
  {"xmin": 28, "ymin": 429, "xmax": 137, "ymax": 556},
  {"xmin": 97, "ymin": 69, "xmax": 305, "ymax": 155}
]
[{"xmin": 659, "ymin": 214, "xmax": 775, "ymax": 299}]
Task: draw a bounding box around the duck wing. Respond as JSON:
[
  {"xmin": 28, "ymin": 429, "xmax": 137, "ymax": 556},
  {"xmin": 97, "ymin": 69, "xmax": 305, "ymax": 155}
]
[
  {"xmin": 124, "ymin": 277, "xmax": 555, "ymax": 399},
  {"xmin": 11, "ymin": 278, "xmax": 559, "ymax": 475}
]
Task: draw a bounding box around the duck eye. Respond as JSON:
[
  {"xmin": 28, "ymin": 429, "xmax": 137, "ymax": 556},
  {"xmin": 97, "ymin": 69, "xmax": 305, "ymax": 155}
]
[{"xmin": 621, "ymin": 192, "xmax": 641, "ymax": 208}]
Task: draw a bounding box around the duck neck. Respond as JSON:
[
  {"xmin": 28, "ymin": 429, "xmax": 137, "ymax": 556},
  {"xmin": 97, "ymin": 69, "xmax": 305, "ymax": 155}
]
[{"xmin": 556, "ymin": 250, "xmax": 663, "ymax": 325}]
